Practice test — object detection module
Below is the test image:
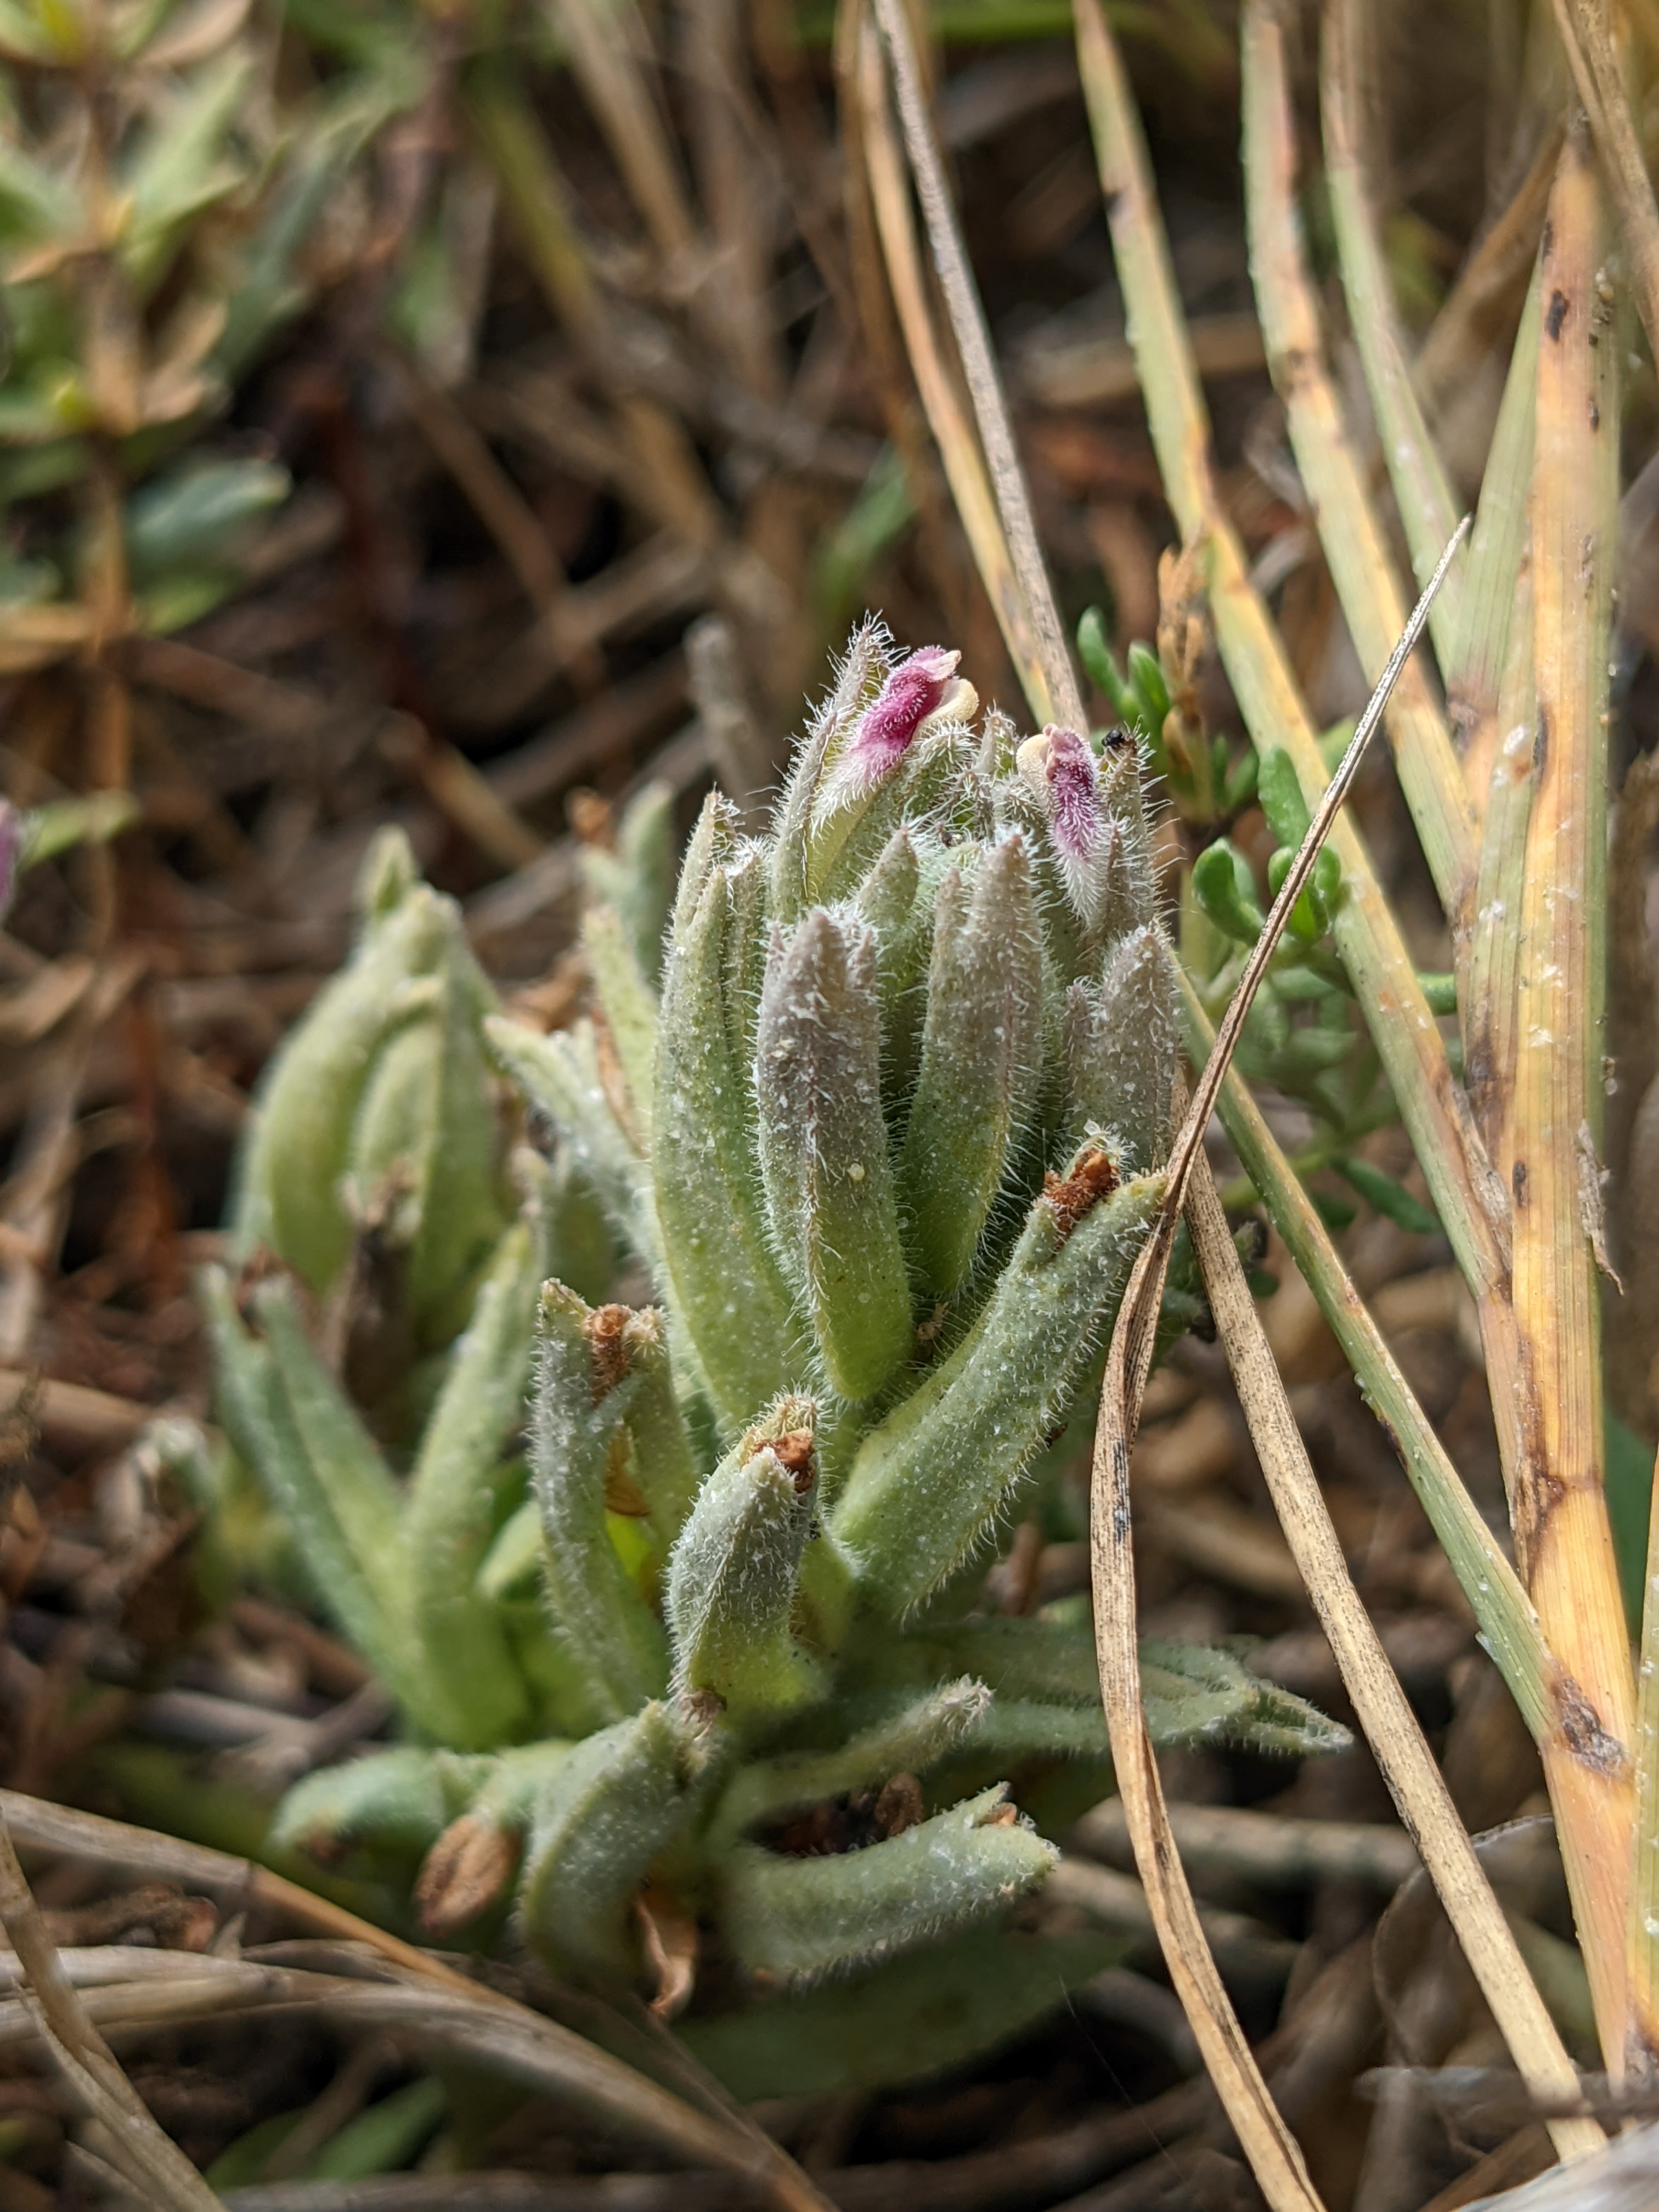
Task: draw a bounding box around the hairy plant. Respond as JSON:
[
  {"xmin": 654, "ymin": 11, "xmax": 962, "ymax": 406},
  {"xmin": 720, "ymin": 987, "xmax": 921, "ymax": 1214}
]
[{"xmin": 202, "ymin": 625, "xmax": 1345, "ymax": 2098}]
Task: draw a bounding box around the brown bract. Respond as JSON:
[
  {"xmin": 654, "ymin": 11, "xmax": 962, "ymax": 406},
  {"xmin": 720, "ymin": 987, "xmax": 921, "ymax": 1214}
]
[{"xmin": 1041, "ymin": 1148, "xmax": 1119, "ymax": 1242}]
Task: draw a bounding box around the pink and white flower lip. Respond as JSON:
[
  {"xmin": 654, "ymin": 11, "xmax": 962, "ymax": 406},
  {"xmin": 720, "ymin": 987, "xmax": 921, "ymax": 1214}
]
[{"xmin": 832, "ymin": 646, "xmax": 972, "ymax": 804}]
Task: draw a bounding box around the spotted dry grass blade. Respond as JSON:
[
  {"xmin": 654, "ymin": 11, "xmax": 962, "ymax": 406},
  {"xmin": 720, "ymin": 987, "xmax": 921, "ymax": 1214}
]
[{"xmin": 1515, "ymin": 126, "xmax": 1641, "ymax": 2071}]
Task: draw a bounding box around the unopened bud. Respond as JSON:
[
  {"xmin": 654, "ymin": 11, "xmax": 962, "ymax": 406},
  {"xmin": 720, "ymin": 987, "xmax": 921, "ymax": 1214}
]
[{"xmin": 667, "ymin": 1398, "xmax": 822, "ymax": 1723}]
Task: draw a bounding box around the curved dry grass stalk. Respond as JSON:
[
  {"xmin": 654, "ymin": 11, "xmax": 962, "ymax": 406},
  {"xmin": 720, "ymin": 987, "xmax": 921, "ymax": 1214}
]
[
  {"xmin": 1089, "ymin": 1256, "xmax": 1324, "ymax": 2211},
  {"xmin": 1087, "ymin": 539, "xmax": 1465, "ymax": 2212},
  {"xmin": 1183, "ymin": 1161, "xmax": 1601, "ymax": 2163},
  {"xmin": 1240, "ymin": 0, "xmax": 1476, "ymax": 932},
  {"xmin": 0, "ymin": 1793, "xmax": 836, "ymax": 2212},
  {"xmin": 845, "ymin": 3, "xmax": 1057, "ymax": 724},
  {"xmin": 0, "ymin": 1814, "xmax": 222, "ymax": 2210}
]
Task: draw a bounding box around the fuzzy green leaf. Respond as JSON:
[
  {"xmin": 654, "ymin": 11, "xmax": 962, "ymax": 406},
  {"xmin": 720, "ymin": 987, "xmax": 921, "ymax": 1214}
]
[
  {"xmin": 830, "ymin": 1165, "xmax": 1160, "ymax": 1612},
  {"xmin": 666, "ymin": 1400, "xmax": 822, "ymax": 1724},
  {"xmin": 530, "ymin": 1283, "xmax": 670, "ymax": 1731},
  {"xmin": 518, "ymin": 1702, "xmax": 699, "ymax": 1981},
  {"xmin": 899, "ymin": 836, "xmax": 1045, "ymax": 1299},
  {"xmin": 1064, "ymin": 923, "xmax": 1177, "ymax": 1173},
  {"xmin": 682, "ymin": 1926, "xmax": 1122, "ymax": 2101},
  {"xmin": 755, "ymin": 909, "xmax": 913, "ymax": 1401},
  {"xmin": 719, "ymin": 1785, "xmax": 1055, "ymax": 1983}
]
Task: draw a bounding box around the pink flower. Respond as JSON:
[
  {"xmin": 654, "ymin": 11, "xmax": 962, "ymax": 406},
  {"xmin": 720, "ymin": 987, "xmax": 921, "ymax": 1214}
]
[{"xmin": 832, "ymin": 646, "xmax": 963, "ymax": 803}]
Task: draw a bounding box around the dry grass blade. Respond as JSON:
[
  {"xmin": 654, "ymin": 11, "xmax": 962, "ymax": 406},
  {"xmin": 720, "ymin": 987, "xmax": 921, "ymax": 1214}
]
[
  {"xmin": 1464, "ymin": 557, "xmax": 1536, "ymax": 1160},
  {"xmin": 1414, "ymin": 122, "xmax": 1562, "ymax": 436},
  {"xmin": 1241, "ymin": 0, "xmax": 1477, "ymax": 932},
  {"xmin": 1547, "ymin": 0, "xmax": 1659, "ymax": 371},
  {"xmin": 1319, "ymin": 0, "xmax": 1463, "ymax": 656},
  {"xmin": 1183, "ymin": 1159, "xmax": 1602, "ymax": 2165},
  {"xmin": 1071, "ymin": 0, "xmax": 1511, "ymax": 1318},
  {"xmin": 845, "ymin": 2, "xmax": 1057, "ymax": 725},
  {"xmin": 550, "ymin": 0, "xmax": 698, "ymax": 268},
  {"xmin": 0, "ymin": 1794, "xmax": 835, "ymax": 2211},
  {"xmin": 1633, "ymin": 1441, "xmax": 1659, "ymax": 2069},
  {"xmin": 1514, "ymin": 127, "xmax": 1642, "ymax": 2072},
  {"xmin": 1090, "ymin": 1223, "xmax": 1325, "ymax": 2212},
  {"xmin": 0, "ymin": 1946, "xmax": 810, "ymax": 2191},
  {"xmin": 1088, "ymin": 530, "xmax": 1463, "ymax": 2212},
  {"xmin": 1446, "ymin": 264, "xmax": 1541, "ymax": 825},
  {"xmin": 0, "ymin": 1814, "xmax": 222, "ymax": 2209},
  {"xmin": 868, "ymin": 0, "xmax": 1083, "ymax": 732}
]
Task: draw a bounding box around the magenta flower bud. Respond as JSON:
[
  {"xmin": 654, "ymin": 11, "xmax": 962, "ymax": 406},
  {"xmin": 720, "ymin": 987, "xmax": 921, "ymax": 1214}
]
[
  {"xmin": 1039, "ymin": 726, "xmax": 1102, "ymax": 863},
  {"xmin": 831, "ymin": 646, "xmax": 966, "ymax": 805},
  {"xmin": 1017, "ymin": 725, "xmax": 1107, "ymax": 919}
]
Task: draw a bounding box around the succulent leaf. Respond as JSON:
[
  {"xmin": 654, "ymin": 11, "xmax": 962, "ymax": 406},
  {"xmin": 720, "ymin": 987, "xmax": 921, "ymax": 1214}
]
[
  {"xmin": 529, "ymin": 1284, "xmax": 672, "ymax": 1731},
  {"xmin": 899, "ymin": 835, "xmax": 1045, "ymax": 1300},
  {"xmin": 1064, "ymin": 924, "xmax": 1177, "ymax": 1173},
  {"xmin": 230, "ymin": 884, "xmax": 451, "ymax": 1295},
  {"xmin": 272, "ymin": 1748, "xmax": 481, "ymax": 1861},
  {"xmin": 681, "ymin": 1925, "xmax": 1122, "ymax": 2101},
  {"xmin": 519, "ymin": 1701, "xmax": 700, "ymax": 1981},
  {"xmin": 830, "ymin": 1161, "xmax": 1160, "ymax": 1612},
  {"xmin": 405, "ymin": 1203, "xmax": 549, "ymax": 1747},
  {"xmin": 651, "ymin": 861, "xmax": 807, "ymax": 1427},
  {"xmin": 666, "ymin": 1398, "xmax": 823, "ymax": 1723},
  {"xmin": 719, "ymin": 1784, "xmax": 1056, "ymax": 1983},
  {"xmin": 582, "ymin": 902, "xmax": 658, "ymax": 1148},
  {"xmin": 579, "ymin": 781, "xmax": 677, "ymax": 987},
  {"xmin": 486, "ymin": 1016, "xmax": 659, "ymax": 1277},
  {"xmin": 755, "ymin": 909, "xmax": 913, "ymax": 1402}
]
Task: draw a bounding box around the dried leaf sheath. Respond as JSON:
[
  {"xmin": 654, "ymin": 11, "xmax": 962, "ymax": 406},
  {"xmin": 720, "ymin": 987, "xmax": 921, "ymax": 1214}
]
[{"xmin": 1513, "ymin": 129, "xmax": 1639, "ymax": 2067}]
